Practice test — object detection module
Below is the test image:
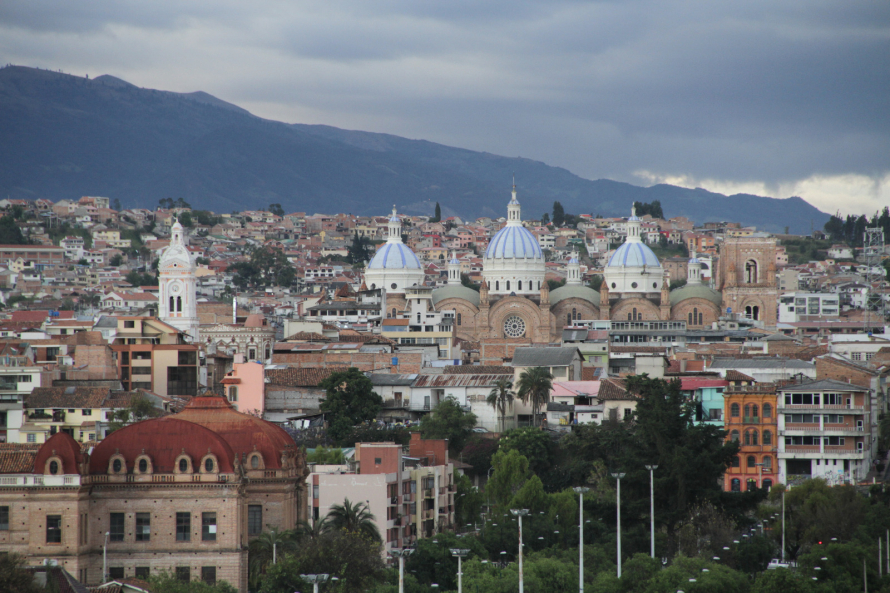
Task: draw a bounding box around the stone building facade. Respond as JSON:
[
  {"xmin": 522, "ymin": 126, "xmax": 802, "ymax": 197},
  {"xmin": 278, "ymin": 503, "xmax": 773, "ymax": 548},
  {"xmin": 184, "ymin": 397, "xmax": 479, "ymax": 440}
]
[{"xmin": 0, "ymin": 396, "xmax": 308, "ymax": 590}]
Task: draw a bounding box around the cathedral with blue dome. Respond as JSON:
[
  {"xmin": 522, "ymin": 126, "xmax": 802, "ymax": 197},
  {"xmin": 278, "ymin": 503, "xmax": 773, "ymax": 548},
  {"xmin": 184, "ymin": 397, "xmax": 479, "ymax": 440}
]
[{"xmin": 365, "ymin": 190, "xmax": 772, "ymax": 343}]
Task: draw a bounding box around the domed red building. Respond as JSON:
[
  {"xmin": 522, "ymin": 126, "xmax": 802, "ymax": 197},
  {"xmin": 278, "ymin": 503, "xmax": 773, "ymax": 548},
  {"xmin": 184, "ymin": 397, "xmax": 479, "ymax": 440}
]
[{"xmin": 0, "ymin": 395, "xmax": 308, "ymax": 590}]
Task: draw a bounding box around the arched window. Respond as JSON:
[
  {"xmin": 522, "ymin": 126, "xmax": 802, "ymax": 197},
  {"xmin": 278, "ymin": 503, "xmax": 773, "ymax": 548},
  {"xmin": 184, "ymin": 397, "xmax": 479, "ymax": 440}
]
[
  {"xmin": 538, "ymin": 281, "xmax": 541, "ymax": 289},
  {"xmin": 693, "ymin": 308, "xmax": 698, "ymax": 325},
  {"xmin": 628, "ymin": 313, "xmax": 632, "ymax": 321},
  {"xmin": 747, "ymin": 455, "xmax": 756, "ymax": 468},
  {"xmin": 698, "ymin": 312, "xmax": 703, "ymax": 325},
  {"xmin": 731, "ymin": 478, "xmax": 741, "ymax": 492},
  {"xmin": 205, "ymin": 458, "xmax": 214, "ymax": 472},
  {"xmin": 496, "ymin": 281, "xmax": 500, "ymax": 291},
  {"xmin": 745, "ymin": 305, "xmax": 752, "ymax": 319},
  {"xmin": 391, "ymin": 308, "xmax": 396, "ymax": 318},
  {"xmin": 762, "ymin": 403, "xmax": 772, "ymax": 418},
  {"xmin": 745, "ymin": 260, "xmax": 758, "ymax": 284},
  {"xmin": 745, "ymin": 430, "xmax": 758, "ymax": 446},
  {"xmin": 179, "ymin": 459, "xmax": 188, "ymax": 473},
  {"xmin": 730, "ymin": 430, "xmax": 740, "ymax": 442},
  {"xmin": 752, "ymin": 306, "xmax": 760, "ymax": 320},
  {"xmin": 688, "ymin": 312, "xmax": 693, "ymax": 324},
  {"xmin": 169, "ymin": 296, "xmax": 175, "ymax": 311},
  {"xmin": 763, "ymin": 479, "xmax": 773, "ymax": 490},
  {"xmin": 762, "ymin": 456, "xmax": 772, "ymax": 470},
  {"xmin": 731, "ymin": 403, "xmax": 740, "ymax": 417},
  {"xmin": 572, "ymin": 308, "xmax": 577, "ymax": 320},
  {"xmin": 746, "ymin": 478, "xmax": 757, "ymax": 491},
  {"xmin": 49, "ymin": 460, "xmax": 59, "ymax": 475},
  {"xmin": 113, "ymin": 459, "xmax": 122, "ymax": 473},
  {"xmin": 176, "ymin": 296, "xmax": 182, "ymax": 312},
  {"xmin": 744, "ymin": 404, "xmax": 751, "ymax": 417},
  {"xmin": 138, "ymin": 459, "xmax": 148, "ymax": 473},
  {"xmin": 506, "ymin": 281, "xmax": 510, "ymax": 291},
  {"xmin": 457, "ymin": 313, "xmax": 462, "ymax": 326},
  {"xmin": 751, "ymin": 404, "xmax": 759, "ymax": 418},
  {"xmin": 732, "ymin": 456, "xmax": 740, "ymax": 467},
  {"xmin": 250, "ymin": 455, "xmax": 260, "ymax": 469},
  {"xmin": 632, "ymin": 308, "xmax": 638, "ymax": 321},
  {"xmin": 567, "ymin": 314, "xmax": 572, "ymax": 325},
  {"xmin": 518, "ymin": 281, "xmax": 522, "ymax": 290},
  {"xmin": 763, "ymin": 430, "xmax": 772, "ymax": 445}
]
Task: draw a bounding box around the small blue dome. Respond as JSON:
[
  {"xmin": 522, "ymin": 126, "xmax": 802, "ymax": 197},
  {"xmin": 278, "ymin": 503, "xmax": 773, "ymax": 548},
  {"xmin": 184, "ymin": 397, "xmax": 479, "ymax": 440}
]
[
  {"xmin": 485, "ymin": 225, "xmax": 543, "ymax": 259},
  {"xmin": 368, "ymin": 242, "xmax": 422, "ymax": 270},
  {"xmin": 607, "ymin": 242, "xmax": 660, "ymax": 267}
]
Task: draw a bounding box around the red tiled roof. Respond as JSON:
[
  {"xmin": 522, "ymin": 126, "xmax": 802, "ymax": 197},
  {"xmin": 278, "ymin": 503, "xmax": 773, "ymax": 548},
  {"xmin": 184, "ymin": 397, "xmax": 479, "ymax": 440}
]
[
  {"xmin": 725, "ymin": 370, "xmax": 756, "ymax": 382},
  {"xmin": 36, "ymin": 432, "xmax": 84, "ymax": 475},
  {"xmin": 598, "ymin": 378, "xmax": 636, "ymax": 401},
  {"xmin": 266, "ymin": 366, "xmax": 347, "ymax": 387},
  {"xmin": 0, "ymin": 443, "xmax": 40, "ymax": 473},
  {"xmin": 27, "ymin": 387, "xmax": 111, "ymax": 409},
  {"xmin": 173, "ymin": 396, "xmax": 296, "ymax": 469},
  {"xmin": 679, "ymin": 378, "xmax": 729, "ymax": 391},
  {"xmin": 90, "ymin": 417, "xmax": 236, "ymax": 474}
]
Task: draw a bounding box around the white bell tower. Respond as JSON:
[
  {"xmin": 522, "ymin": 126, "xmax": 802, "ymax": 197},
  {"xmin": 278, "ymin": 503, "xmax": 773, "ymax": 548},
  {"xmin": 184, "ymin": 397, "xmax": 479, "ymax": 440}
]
[
  {"xmin": 159, "ymin": 219, "xmax": 199, "ymax": 341},
  {"xmin": 447, "ymin": 252, "xmax": 461, "ymax": 285}
]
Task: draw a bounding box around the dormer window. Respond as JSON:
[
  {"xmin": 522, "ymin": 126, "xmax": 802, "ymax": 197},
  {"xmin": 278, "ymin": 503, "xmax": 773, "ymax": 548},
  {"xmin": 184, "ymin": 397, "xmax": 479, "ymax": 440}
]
[
  {"xmin": 179, "ymin": 459, "xmax": 188, "ymax": 472},
  {"xmin": 49, "ymin": 461, "xmax": 59, "ymax": 475}
]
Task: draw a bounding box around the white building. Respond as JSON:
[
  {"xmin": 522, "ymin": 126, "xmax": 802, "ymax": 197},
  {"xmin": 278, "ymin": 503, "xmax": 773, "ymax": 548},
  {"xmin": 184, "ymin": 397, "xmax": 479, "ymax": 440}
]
[
  {"xmin": 778, "ymin": 292, "xmax": 841, "ymax": 323},
  {"xmin": 481, "ymin": 186, "xmax": 546, "ymax": 296},
  {"xmin": 365, "ymin": 207, "xmax": 425, "ymax": 294},
  {"xmin": 158, "ymin": 220, "xmax": 200, "ymax": 341},
  {"xmin": 603, "ymin": 207, "xmax": 665, "ymax": 294}
]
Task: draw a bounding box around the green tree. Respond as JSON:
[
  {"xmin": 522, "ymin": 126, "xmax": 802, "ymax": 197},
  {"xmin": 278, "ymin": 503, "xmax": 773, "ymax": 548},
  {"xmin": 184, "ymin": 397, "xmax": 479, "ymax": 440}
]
[
  {"xmin": 552, "ymin": 201, "xmax": 565, "ymax": 227},
  {"xmin": 306, "ymin": 446, "xmax": 345, "ymax": 464},
  {"xmin": 547, "ymin": 278, "xmax": 566, "ymax": 291},
  {"xmin": 268, "ymin": 203, "xmax": 284, "ymax": 217},
  {"xmin": 109, "ymin": 253, "xmax": 123, "ymax": 266},
  {"xmin": 516, "ymin": 366, "xmax": 554, "ymax": 427},
  {"xmin": 77, "ymin": 257, "xmax": 88, "ymax": 266},
  {"xmin": 0, "ymin": 553, "xmax": 40, "ymax": 593},
  {"xmin": 229, "ymin": 247, "xmax": 296, "ymax": 288},
  {"xmin": 319, "ymin": 368, "xmax": 383, "ymax": 445},
  {"xmin": 147, "ymin": 571, "xmax": 237, "ymax": 593},
  {"xmin": 486, "ymin": 378, "xmax": 515, "ymax": 433},
  {"xmin": 486, "ymin": 449, "xmax": 531, "ymax": 508},
  {"xmin": 752, "ymin": 568, "xmax": 818, "ymax": 593},
  {"xmin": 179, "ymin": 211, "xmax": 193, "ymax": 227},
  {"xmin": 670, "ymin": 278, "xmax": 687, "ymax": 290},
  {"xmin": 60, "ymin": 297, "xmax": 76, "ymax": 311},
  {"xmin": 347, "ymin": 232, "xmax": 372, "ymax": 266},
  {"xmin": 461, "ymin": 273, "xmax": 480, "ymax": 291},
  {"xmin": 499, "ymin": 427, "xmax": 553, "ymax": 475},
  {"xmin": 632, "ymin": 200, "xmax": 665, "ymax": 219},
  {"xmin": 454, "ymin": 472, "xmax": 485, "ymax": 528},
  {"xmin": 588, "ymin": 274, "xmax": 603, "ymax": 291},
  {"xmin": 258, "ymin": 530, "xmax": 385, "ymax": 593},
  {"xmin": 419, "ymin": 396, "xmax": 477, "ymax": 455},
  {"xmin": 430, "ymin": 202, "xmax": 441, "ymax": 222},
  {"xmin": 0, "ymin": 215, "xmax": 27, "ymax": 244},
  {"xmin": 541, "ymin": 212, "xmax": 550, "ymax": 225},
  {"xmin": 326, "ymin": 498, "xmax": 381, "ymax": 541},
  {"xmin": 106, "ymin": 393, "xmax": 163, "ymax": 433},
  {"xmin": 248, "ymin": 528, "xmax": 299, "ymax": 589}
]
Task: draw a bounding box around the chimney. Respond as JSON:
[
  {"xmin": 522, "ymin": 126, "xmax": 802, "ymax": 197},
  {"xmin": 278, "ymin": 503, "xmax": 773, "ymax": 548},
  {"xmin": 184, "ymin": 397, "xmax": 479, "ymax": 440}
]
[{"xmin": 680, "ymin": 359, "xmax": 687, "ymax": 373}]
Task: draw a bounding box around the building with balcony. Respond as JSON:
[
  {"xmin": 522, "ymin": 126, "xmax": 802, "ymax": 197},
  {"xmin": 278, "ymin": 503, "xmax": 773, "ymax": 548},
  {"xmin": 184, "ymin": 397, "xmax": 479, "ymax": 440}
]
[
  {"xmin": 722, "ymin": 373, "xmax": 778, "ymax": 492},
  {"xmin": 306, "ymin": 433, "xmax": 454, "ymax": 553},
  {"xmin": 777, "ymin": 379, "xmax": 872, "ymax": 485},
  {"xmin": 0, "ymin": 360, "xmax": 44, "ymax": 443}
]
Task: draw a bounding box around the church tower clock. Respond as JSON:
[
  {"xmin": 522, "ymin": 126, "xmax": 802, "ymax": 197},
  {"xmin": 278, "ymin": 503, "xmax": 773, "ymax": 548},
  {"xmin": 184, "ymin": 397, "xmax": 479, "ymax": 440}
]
[{"xmin": 159, "ymin": 219, "xmax": 199, "ymax": 340}]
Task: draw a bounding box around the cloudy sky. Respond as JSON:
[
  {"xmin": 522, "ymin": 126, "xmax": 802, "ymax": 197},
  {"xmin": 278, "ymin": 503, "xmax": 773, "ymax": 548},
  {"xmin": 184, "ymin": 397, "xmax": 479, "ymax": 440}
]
[{"xmin": 2, "ymin": 0, "xmax": 888, "ymax": 216}]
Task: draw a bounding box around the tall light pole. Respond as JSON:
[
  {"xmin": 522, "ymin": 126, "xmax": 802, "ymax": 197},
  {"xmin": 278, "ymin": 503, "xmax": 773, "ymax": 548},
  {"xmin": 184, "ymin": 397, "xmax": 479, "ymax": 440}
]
[
  {"xmin": 573, "ymin": 487, "xmax": 590, "ymax": 593},
  {"xmin": 103, "ymin": 531, "xmax": 109, "ymax": 583},
  {"xmin": 391, "ymin": 548, "xmax": 413, "ymax": 593},
  {"xmin": 511, "ymin": 509, "xmax": 529, "ymax": 593},
  {"xmin": 451, "ymin": 548, "xmax": 470, "ymax": 593},
  {"xmin": 611, "ymin": 472, "xmax": 625, "ymax": 578},
  {"xmin": 781, "ymin": 489, "xmax": 786, "ymax": 562},
  {"xmin": 300, "ymin": 573, "xmax": 330, "ymax": 593},
  {"xmin": 644, "ymin": 465, "xmax": 658, "ymax": 558}
]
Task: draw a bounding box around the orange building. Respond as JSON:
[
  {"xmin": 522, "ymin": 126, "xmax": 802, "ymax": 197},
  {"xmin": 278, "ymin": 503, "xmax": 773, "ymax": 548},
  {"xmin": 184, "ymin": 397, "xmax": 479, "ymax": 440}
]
[{"xmin": 723, "ymin": 371, "xmax": 779, "ymax": 491}]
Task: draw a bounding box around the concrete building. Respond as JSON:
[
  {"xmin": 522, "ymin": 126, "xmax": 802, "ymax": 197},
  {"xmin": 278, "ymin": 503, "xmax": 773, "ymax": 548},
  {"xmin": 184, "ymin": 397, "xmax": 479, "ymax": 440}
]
[{"xmin": 722, "ymin": 373, "xmax": 779, "ymax": 492}]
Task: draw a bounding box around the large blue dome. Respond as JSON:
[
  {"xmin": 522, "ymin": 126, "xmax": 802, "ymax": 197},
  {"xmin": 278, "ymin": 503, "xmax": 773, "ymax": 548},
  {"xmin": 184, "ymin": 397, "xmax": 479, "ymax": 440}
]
[
  {"xmin": 368, "ymin": 242, "xmax": 422, "ymax": 270},
  {"xmin": 485, "ymin": 225, "xmax": 543, "ymax": 259},
  {"xmin": 607, "ymin": 242, "xmax": 660, "ymax": 267}
]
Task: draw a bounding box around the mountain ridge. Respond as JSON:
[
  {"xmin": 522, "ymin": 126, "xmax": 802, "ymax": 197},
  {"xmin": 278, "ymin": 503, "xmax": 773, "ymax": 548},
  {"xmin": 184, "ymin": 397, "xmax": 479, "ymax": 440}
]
[{"xmin": 0, "ymin": 65, "xmax": 829, "ymax": 233}]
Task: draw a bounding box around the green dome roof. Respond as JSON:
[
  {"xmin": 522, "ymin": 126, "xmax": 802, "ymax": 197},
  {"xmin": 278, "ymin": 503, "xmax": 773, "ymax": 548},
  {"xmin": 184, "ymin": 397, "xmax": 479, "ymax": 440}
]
[
  {"xmin": 431, "ymin": 285, "xmax": 481, "ymax": 307},
  {"xmin": 669, "ymin": 284, "xmax": 723, "ymax": 307},
  {"xmin": 549, "ymin": 285, "xmax": 601, "ymax": 307}
]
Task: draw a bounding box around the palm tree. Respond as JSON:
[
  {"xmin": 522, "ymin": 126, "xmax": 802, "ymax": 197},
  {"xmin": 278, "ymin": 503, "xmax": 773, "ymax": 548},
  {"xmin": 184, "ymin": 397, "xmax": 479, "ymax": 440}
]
[
  {"xmin": 516, "ymin": 366, "xmax": 554, "ymax": 427},
  {"xmin": 325, "ymin": 498, "xmax": 381, "ymax": 541},
  {"xmin": 247, "ymin": 527, "xmax": 298, "ymax": 589},
  {"xmin": 295, "ymin": 517, "xmax": 328, "ymax": 542},
  {"xmin": 486, "ymin": 378, "xmax": 515, "ymax": 433}
]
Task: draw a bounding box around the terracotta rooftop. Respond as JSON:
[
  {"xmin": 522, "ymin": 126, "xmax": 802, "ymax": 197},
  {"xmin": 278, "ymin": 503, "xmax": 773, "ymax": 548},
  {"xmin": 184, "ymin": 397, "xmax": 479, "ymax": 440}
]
[
  {"xmin": 266, "ymin": 366, "xmax": 348, "ymax": 387},
  {"xmin": 725, "ymin": 370, "xmax": 756, "ymax": 382},
  {"xmin": 27, "ymin": 387, "xmax": 111, "ymax": 410},
  {"xmin": 0, "ymin": 443, "xmax": 40, "ymax": 473}
]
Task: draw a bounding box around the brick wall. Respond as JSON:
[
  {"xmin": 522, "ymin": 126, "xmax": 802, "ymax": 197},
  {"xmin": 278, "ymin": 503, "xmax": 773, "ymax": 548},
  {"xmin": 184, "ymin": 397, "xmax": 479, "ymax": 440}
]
[
  {"xmin": 815, "ymin": 357, "xmax": 875, "ymax": 389},
  {"xmin": 270, "ymin": 351, "xmax": 423, "ymax": 373}
]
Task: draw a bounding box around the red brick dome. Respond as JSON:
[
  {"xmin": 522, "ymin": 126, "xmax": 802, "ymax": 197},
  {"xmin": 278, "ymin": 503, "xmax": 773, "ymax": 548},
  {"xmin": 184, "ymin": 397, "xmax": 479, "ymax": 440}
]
[
  {"xmin": 90, "ymin": 417, "xmax": 236, "ymax": 474},
  {"xmin": 174, "ymin": 395, "xmax": 295, "ymax": 469},
  {"xmin": 35, "ymin": 431, "xmax": 84, "ymax": 475}
]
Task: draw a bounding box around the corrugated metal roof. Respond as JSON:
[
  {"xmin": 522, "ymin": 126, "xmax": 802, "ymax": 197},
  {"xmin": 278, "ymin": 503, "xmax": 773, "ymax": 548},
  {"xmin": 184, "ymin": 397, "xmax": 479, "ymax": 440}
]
[
  {"xmin": 511, "ymin": 347, "xmax": 580, "ymax": 367},
  {"xmin": 412, "ymin": 374, "xmax": 507, "ymax": 388},
  {"xmin": 709, "ymin": 357, "xmax": 815, "ymax": 370},
  {"xmin": 780, "ymin": 379, "xmax": 868, "ymax": 393}
]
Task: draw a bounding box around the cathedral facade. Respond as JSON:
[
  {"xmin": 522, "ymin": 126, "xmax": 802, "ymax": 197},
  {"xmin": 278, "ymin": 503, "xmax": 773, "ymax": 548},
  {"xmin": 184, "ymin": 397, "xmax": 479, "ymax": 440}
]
[{"xmin": 370, "ymin": 190, "xmax": 778, "ymax": 343}]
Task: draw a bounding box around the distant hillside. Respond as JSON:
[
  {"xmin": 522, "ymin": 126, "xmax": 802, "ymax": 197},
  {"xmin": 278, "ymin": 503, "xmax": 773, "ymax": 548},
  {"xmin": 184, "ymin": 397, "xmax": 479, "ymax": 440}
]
[{"xmin": 0, "ymin": 66, "xmax": 829, "ymax": 233}]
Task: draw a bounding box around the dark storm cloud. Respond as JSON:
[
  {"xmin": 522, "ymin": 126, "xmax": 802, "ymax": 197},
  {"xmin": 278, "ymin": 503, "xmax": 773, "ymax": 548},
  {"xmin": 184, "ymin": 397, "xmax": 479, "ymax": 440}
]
[{"xmin": 1, "ymin": 0, "xmax": 888, "ymax": 212}]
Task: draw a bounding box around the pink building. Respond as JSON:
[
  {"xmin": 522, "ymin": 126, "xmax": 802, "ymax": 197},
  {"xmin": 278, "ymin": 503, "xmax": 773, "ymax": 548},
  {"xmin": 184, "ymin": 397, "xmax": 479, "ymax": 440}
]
[{"xmin": 222, "ymin": 359, "xmax": 266, "ymax": 415}]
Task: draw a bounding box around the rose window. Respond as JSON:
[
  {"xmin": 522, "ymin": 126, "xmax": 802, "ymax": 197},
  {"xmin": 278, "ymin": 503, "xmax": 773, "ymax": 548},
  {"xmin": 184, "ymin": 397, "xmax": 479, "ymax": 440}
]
[{"xmin": 503, "ymin": 315, "xmax": 526, "ymax": 338}]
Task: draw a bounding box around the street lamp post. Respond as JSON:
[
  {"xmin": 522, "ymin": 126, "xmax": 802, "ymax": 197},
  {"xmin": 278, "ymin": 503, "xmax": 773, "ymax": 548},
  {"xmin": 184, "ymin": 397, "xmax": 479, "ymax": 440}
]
[
  {"xmin": 510, "ymin": 509, "xmax": 530, "ymax": 593},
  {"xmin": 451, "ymin": 548, "xmax": 470, "ymax": 593},
  {"xmin": 644, "ymin": 465, "xmax": 658, "ymax": 558},
  {"xmin": 300, "ymin": 573, "xmax": 330, "ymax": 593},
  {"xmin": 573, "ymin": 487, "xmax": 590, "ymax": 593},
  {"xmin": 103, "ymin": 531, "xmax": 110, "ymax": 583},
  {"xmin": 781, "ymin": 489, "xmax": 786, "ymax": 562},
  {"xmin": 611, "ymin": 472, "xmax": 626, "ymax": 578},
  {"xmin": 391, "ymin": 549, "xmax": 413, "ymax": 593}
]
